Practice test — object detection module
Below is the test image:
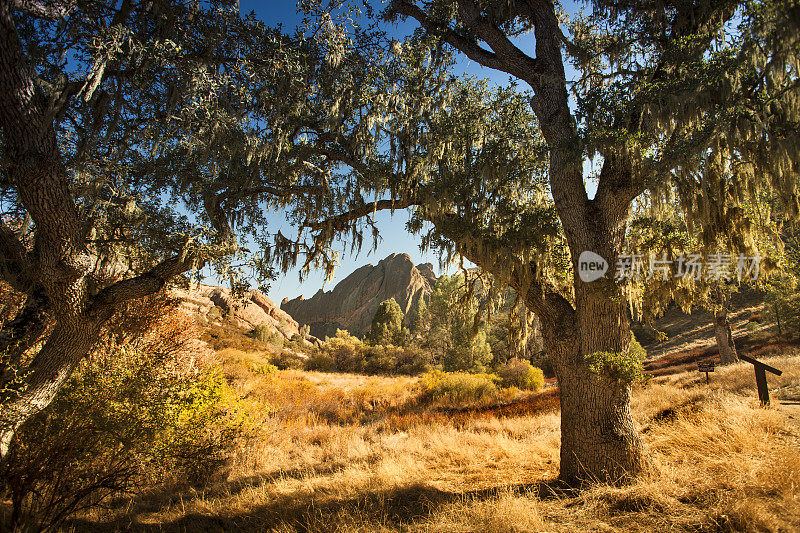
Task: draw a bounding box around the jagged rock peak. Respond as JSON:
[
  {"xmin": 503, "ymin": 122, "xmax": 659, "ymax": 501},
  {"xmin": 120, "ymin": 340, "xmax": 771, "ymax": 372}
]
[{"xmin": 280, "ymin": 253, "xmax": 436, "ymax": 339}]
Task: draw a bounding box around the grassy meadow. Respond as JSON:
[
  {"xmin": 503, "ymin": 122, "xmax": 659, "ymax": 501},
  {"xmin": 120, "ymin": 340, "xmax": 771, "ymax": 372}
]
[{"xmin": 64, "ymin": 345, "xmax": 800, "ymax": 532}]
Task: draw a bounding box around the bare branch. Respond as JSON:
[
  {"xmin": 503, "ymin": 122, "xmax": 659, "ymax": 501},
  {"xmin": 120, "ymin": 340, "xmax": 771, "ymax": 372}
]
[
  {"xmin": 389, "ymin": 1, "xmax": 516, "ymax": 75},
  {"xmin": 306, "ymin": 197, "xmax": 416, "ymax": 234},
  {"xmin": 454, "ymin": 0, "xmax": 542, "ymax": 85}
]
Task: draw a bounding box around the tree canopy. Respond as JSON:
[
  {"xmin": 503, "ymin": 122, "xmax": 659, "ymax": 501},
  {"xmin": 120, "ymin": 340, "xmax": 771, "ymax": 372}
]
[{"xmin": 0, "ymin": 0, "xmax": 418, "ymax": 456}]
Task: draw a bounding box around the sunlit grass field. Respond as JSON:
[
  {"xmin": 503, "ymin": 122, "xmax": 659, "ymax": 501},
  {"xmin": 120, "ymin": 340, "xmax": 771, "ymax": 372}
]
[{"xmin": 66, "ymin": 348, "xmax": 800, "ymax": 532}]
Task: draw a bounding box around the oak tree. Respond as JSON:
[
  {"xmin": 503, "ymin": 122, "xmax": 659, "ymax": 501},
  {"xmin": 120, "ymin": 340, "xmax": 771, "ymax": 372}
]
[
  {"xmin": 305, "ymin": 0, "xmax": 800, "ymax": 483},
  {"xmin": 0, "ymin": 0, "xmax": 383, "ymax": 456}
]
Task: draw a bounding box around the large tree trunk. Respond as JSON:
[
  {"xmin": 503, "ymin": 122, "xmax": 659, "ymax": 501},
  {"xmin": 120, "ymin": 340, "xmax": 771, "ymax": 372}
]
[
  {"xmin": 533, "ymin": 272, "xmax": 648, "ymax": 484},
  {"xmin": 714, "ymin": 307, "xmax": 739, "ymax": 364},
  {"xmin": 529, "ymin": 4, "xmax": 647, "ymax": 483},
  {"xmin": 558, "ymin": 366, "xmax": 645, "ymax": 483},
  {"xmin": 564, "ymin": 281, "xmax": 647, "ymax": 484}
]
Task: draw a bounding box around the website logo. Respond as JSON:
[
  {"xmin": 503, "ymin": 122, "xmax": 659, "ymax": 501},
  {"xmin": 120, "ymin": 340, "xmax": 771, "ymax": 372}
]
[{"xmin": 578, "ymin": 251, "xmax": 608, "ymax": 282}]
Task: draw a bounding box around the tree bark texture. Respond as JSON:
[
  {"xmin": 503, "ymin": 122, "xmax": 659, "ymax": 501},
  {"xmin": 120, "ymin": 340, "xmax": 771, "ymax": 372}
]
[{"xmin": 715, "ymin": 308, "xmax": 739, "ymax": 364}]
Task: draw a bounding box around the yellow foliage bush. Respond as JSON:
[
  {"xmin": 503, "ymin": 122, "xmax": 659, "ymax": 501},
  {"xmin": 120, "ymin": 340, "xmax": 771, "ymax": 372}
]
[
  {"xmin": 418, "ymin": 370, "xmax": 501, "ymax": 405},
  {"xmin": 0, "ymin": 296, "xmax": 237, "ymax": 531},
  {"xmin": 495, "ymin": 358, "xmax": 544, "ymax": 391}
]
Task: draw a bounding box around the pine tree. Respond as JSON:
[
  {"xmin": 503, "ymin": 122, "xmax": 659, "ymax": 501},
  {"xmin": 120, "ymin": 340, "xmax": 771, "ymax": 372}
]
[
  {"xmin": 371, "ymin": 298, "xmax": 405, "ymax": 345},
  {"xmin": 409, "ymin": 297, "xmax": 430, "ymax": 336}
]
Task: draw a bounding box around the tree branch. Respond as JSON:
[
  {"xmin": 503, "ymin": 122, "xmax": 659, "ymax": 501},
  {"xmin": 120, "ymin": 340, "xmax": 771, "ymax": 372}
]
[
  {"xmin": 12, "ymin": 0, "xmax": 76, "ymax": 21},
  {"xmin": 307, "ymin": 189, "xmax": 573, "ymax": 323},
  {"xmin": 389, "ymin": 1, "xmax": 518, "ymax": 76},
  {"xmin": 307, "ymin": 197, "xmax": 417, "ymax": 234},
  {"xmin": 88, "ymin": 254, "xmax": 199, "ymax": 315},
  {"xmin": 221, "ymin": 183, "xmax": 327, "ymax": 204},
  {"xmin": 453, "ymin": 0, "xmax": 543, "ymax": 85}
]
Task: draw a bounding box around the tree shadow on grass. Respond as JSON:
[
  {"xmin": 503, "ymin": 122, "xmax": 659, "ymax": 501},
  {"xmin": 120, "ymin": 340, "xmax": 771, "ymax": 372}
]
[{"xmin": 66, "ymin": 478, "xmax": 579, "ymax": 532}]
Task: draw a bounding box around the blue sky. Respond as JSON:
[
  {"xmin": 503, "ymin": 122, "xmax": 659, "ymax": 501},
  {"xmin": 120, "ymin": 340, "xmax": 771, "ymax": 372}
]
[{"xmin": 236, "ymin": 1, "xmax": 586, "ymax": 304}]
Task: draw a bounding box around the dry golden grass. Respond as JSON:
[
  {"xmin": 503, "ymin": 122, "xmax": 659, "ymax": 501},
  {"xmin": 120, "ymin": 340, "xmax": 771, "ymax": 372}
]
[{"xmin": 71, "ymin": 349, "xmax": 800, "ymax": 532}]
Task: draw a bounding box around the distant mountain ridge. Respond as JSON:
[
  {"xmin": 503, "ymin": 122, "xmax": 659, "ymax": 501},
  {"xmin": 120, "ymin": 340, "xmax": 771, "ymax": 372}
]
[{"xmin": 281, "ymin": 253, "xmax": 437, "ymax": 339}]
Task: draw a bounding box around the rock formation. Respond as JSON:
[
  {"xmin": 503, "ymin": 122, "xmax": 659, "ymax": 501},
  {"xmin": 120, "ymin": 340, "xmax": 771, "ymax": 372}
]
[
  {"xmin": 281, "ymin": 253, "xmax": 436, "ymax": 339},
  {"xmin": 171, "ymin": 283, "xmax": 312, "ymax": 342}
]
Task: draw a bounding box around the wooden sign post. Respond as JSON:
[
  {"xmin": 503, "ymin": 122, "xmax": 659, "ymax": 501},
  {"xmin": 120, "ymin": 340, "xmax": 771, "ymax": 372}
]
[
  {"xmin": 738, "ymin": 354, "xmax": 783, "ymax": 406},
  {"xmin": 696, "ymin": 360, "xmax": 715, "ymax": 384}
]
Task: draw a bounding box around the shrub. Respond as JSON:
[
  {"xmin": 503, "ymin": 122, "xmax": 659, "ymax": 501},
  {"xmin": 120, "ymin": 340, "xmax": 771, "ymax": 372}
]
[
  {"xmin": 207, "ymin": 305, "xmax": 224, "ymax": 322},
  {"xmin": 629, "ymin": 333, "xmax": 648, "ymax": 361},
  {"xmin": 495, "ymin": 358, "xmax": 544, "ymax": 391},
  {"xmin": 529, "ymin": 349, "xmax": 554, "ymax": 378},
  {"xmin": 251, "ymin": 323, "xmax": 271, "ymax": 342},
  {"xmin": 325, "ymin": 329, "xmax": 364, "ymax": 372},
  {"xmin": 310, "ymin": 335, "xmax": 434, "ymax": 376},
  {"xmin": 272, "ymin": 350, "xmax": 307, "ymax": 370},
  {"xmin": 252, "ymin": 362, "xmax": 279, "ymax": 375},
  {"xmin": 305, "ymin": 351, "xmax": 336, "ymax": 372},
  {"xmin": 418, "ymin": 370, "xmax": 500, "ymax": 404},
  {"xmin": 363, "ymin": 345, "xmax": 402, "ymax": 374},
  {"xmin": 0, "ymin": 297, "xmax": 236, "ymax": 531},
  {"xmin": 395, "ymin": 345, "xmax": 435, "ymax": 375},
  {"xmin": 631, "ymin": 325, "xmax": 666, "ymax": 346},
  {"xmin": 250, "ymin": 323, "xmax": 284, "ymax": 349},
  {"xmin": 586, "ymin": 333, "xmax": 646, "ymax": 384}
]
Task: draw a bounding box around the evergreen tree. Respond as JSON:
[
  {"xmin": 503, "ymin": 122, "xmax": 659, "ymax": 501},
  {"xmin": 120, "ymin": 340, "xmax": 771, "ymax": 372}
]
[
  {"xmin": 370, "ymin": 298, "xmax": 405, "ymax": 345},
  {"xmin": 409, "ymin": 296, "xmax": 430, "ymax": 337},
  {"xmin": 421, "ymin": 274, "xmax": 493, "ymax": 371}
]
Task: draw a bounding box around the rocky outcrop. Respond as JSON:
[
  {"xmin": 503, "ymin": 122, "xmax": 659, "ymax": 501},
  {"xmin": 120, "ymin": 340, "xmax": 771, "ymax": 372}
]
[
  {"xmin": 281, "ymin": 253, "xmax": 436, "ymax": 339},
  {"xmin": 171, "ymin": 283, "xmax": 314, "ymax": 342}
]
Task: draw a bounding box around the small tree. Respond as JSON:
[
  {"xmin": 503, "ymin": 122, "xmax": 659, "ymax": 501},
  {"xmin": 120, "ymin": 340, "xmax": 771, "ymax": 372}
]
[
  {"xmin": 370, "ymin": 298, "xmax": 405, "ymax": 346},
  {"xmin": 422, "ymin": 274, "xmax": 494, "ymax": 371},
  {"xmin": 409, "ymin": 296, "xmax": 430, "ymax": 337},
  {"xmin": 444, "ymin": 326, "xmax": 492, "ymax": 373}
]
